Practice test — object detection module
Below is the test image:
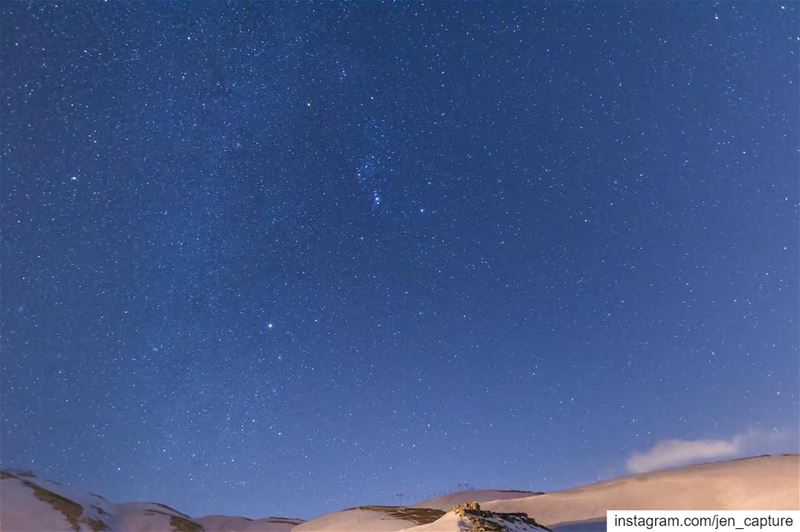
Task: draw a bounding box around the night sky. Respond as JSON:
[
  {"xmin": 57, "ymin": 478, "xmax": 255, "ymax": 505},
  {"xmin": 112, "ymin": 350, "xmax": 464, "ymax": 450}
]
[{"xmin": 1, "ymin": 1, "xmax": 798, "ymax": 521}]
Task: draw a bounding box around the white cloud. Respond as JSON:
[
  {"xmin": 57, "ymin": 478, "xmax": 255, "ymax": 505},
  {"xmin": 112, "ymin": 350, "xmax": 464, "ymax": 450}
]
[{"xmin": 626, "ymin": 429, "xmax": 785, "ymax": 473}]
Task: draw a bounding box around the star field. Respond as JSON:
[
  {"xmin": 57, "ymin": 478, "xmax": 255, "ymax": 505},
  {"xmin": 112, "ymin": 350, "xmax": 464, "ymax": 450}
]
[{"xmin": 1, "ymin": 1, "xmax": 798, "ymax": 520}]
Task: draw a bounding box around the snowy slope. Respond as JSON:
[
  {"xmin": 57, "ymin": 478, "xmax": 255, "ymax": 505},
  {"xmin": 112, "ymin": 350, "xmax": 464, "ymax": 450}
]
[
  {"xmin": 295, "ymin": 504, "xmax": 549, "ymax": 532},
  {"xmin": 0, "ymin": 472, "xmax": 83, "ymax": 531},
  {"xmin": 293, "ymin": 506, "xmax": 446, "ymax": 531},
  {"xmin": 396, "ymin": 512, "xmax": 467, "ymax": 532},
  {"xmin": 0, "ymin": 470, "xmax": 119, "ymax": 531},
  {"xmin": 1, "ymin": 454, "xmax": 797, "ymax": 532},
  {"xmin": 297, "ymin": 455, "xmax": 798, "ymax": 531},
  {"xmin": 0, "ymin": 471, "xmax": 207, "ymax": 532},
  {"xmin": 0, "ymin": 470, "xmax": 303, "ymax": 532},
  {"xmin": 481, "ymin": 454, "xmax": 800, "ymax": 527},
  {"xmin": 396, "ymin": 506, "xmax": 550, "ymax": 532}
]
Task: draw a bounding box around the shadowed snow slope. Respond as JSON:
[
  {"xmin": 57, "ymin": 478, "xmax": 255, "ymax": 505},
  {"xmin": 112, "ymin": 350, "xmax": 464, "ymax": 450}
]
[
  {"xmin": 293, "ymin": 506, "xmax": 447, "ymax": 531},
  {"xmin": 1, "ymin": 455, "xmax": 797, "ymax": 531},
  {"xmin": 0, "ymin": 470, "xmax": 302, "ymax": 532},
  {"xmin": 480, "ymin": 454, "xmax": 800, "ymax": 527}
]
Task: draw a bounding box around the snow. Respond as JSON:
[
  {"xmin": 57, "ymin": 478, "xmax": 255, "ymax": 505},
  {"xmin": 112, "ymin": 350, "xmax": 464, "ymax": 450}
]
[
  {"xmin": 1, "ymin": 455, "xmax": 797, "ymax": 531},
  {"xmin": 294, "ymin": 455, "xmax": 799, "ymax": 531},
  {"xmin": 0, "ymin": 475, "xmax": 75, "ymax": 532},
  {"xmin": 294, "ymin": 508, "xmax": 420, "ymax": 531},
  {"xmin": 397, "ymin": 512, "xmax": 469, "ymax": 531},
  {"xmin": 111, "ymin": 502, "xmax": 202, "ymax": 531},
  {"xmin": 481, "ymin": 455, "xmax": 800, "ymax": 527},
  {"xmin": 396, "ymin": 510, "xmax": 549, "ymax": 532}
]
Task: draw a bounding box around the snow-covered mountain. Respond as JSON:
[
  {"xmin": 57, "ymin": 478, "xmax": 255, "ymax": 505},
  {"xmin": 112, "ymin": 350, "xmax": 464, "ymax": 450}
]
[
  {"xmin": 1, "ymin": 454, "xmax": 797, "ymax": 532},
  {"xmin": 479, "ymin": 454, "xmax": 800, "ymax": 527},
  {"xmin": 0, "ymin": 470, "xmax": 301, "ymax": 532}
]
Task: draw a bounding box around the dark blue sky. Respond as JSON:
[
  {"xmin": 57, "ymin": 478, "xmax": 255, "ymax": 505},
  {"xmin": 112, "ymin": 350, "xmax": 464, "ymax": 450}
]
[{"xmin": 1, "ymin": 1, "xmax": 798, "ymax": 520}]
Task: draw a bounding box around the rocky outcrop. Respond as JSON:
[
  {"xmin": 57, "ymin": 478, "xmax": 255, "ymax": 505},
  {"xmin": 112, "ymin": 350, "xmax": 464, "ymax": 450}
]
[
  {"xmin": 452, "ymin": 501, "xmax": 482, "ymax": 515},
  {"xmin": 450, "ymin": 502, "xmax": 551, "ymax": 532}
]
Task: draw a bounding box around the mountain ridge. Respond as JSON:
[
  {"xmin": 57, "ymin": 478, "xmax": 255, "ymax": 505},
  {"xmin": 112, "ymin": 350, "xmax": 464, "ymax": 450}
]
[{"xmin": 1, "ymin": 454, "xmax": 797, "ymax": 531}]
